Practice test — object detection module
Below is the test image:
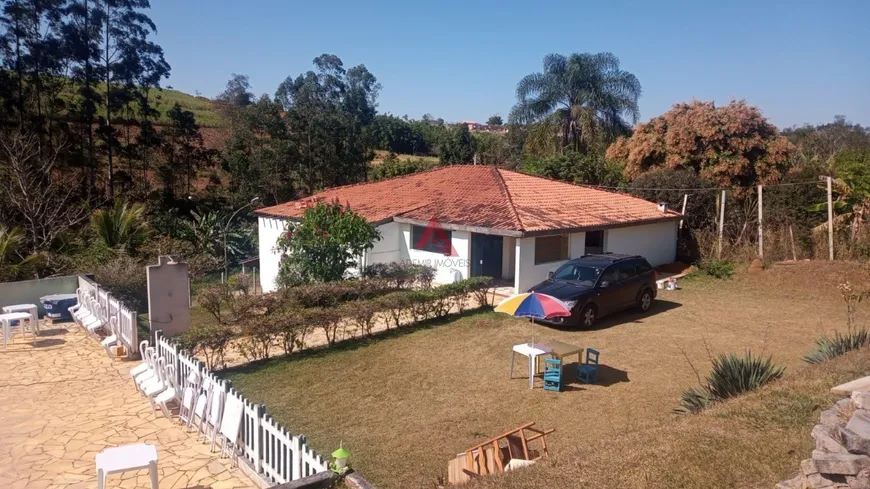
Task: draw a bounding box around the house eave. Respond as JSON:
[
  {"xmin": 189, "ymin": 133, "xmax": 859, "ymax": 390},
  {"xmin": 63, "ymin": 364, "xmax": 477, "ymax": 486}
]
[
  {"xmin": 520, "ymin": 214, "xmax": 684, "ymax": 237},
  {"xmin": 391, "ymin": 216, "xmax": 524, "ymax": 237}
]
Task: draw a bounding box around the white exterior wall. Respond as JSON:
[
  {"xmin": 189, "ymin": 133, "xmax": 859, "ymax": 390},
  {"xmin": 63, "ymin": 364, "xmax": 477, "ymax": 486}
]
[
  {"xmin": 502, "ymin": 237, "xmax": 516, "ymax": 280},
  {"xmin": 366, "ymin": 222, "xmax": 402, "ymax": 266},
  {"xmin": 605, "ymin": 221, "xmax": 678, "ymax": 266},
  {"xmin": 513, "ymin": 232, "xmax": 586, "ymax": 293},
  {"xmin": 398, "ymin": 223, "xmax": 471, "ymax": 284},
  {"xmin": 259, "ymin": 216, "xmax": 289, "ymax": 293}
]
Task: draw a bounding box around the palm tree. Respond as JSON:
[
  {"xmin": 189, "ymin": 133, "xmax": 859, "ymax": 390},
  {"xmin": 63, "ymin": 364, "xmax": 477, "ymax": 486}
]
[
  {"xmin": 91, "ymin": 200, "xmax": 150, "ymax": 254},
  {"xmin": 0, "ymin": 226, "xmax": 42, "ymax": 281},
  {"xmin": 179, "ymin": 210, "xmax": 253, "ymax": 261},
  {"xmin": 510, "ymin": 52, "xmax": 642, "ymax": 154}
]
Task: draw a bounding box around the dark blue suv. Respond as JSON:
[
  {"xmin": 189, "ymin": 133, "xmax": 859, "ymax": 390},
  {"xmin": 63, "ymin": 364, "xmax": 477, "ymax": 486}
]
[{"xmin": 528, "ymin": 253, "xmax": 657, "ymax": 328}]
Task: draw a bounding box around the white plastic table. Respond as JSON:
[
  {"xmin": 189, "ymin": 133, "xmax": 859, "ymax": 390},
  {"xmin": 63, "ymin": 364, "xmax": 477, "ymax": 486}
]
[
  {"xmin": 0, "ymin": 312, "xmax": 34, "ymax": 349},
  {"xmin": 510, "ymin": 343, "xmax": 553, "ymax": 389},
  {"xmin": 2, "ymin": 304, "xmax": 38, "ymax": 334},
  {"xmin": 95, "ymin": 443, "xmax": 159, "ymax": 489}
]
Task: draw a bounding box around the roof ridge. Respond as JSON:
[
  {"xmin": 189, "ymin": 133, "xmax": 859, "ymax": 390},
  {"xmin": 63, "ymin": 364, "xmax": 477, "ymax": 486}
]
[
  {"xmin": 495, "ymin": 168, "xmax": 525, "ymax": 232},
  {"xmin": 499, "ymin": 167, "xmax": 677, "ymax": 209}
]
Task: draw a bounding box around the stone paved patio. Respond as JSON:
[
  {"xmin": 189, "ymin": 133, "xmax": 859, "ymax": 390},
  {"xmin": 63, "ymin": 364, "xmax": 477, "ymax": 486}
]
[{"xmin": 0, "ymin": 323, "xmax": 254, "ymax": 489}]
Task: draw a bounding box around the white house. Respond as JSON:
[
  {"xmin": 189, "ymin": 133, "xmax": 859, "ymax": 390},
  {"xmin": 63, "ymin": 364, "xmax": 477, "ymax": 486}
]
[{"xmin": 256, "ymin": 166, "xmax": 682, "ymax": 294}]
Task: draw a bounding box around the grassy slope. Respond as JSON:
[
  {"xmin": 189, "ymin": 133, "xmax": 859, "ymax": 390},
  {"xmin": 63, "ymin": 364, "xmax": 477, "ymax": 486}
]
[
  {"xmin": 56, "ymin": 81, "xmax": 225, "ymax": 127},
  {"xmin": 469, "ymin": 349, "xmax": 868, "ymax": 489},
  {"xmin": 224, "ymin": 262, "xmax": 870, "ymax": 489}
]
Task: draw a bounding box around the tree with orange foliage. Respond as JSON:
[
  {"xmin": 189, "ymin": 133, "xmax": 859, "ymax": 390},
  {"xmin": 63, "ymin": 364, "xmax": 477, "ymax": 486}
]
[{"xmin": 607, "ymin": 100, "xmax": 793, "ymax": 188}]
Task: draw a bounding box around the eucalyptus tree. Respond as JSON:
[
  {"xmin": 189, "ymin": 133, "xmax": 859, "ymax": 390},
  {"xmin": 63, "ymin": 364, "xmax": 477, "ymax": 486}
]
[{"xmin": 509, "ymin": 52, "xmax": 641, "ymax": 154}]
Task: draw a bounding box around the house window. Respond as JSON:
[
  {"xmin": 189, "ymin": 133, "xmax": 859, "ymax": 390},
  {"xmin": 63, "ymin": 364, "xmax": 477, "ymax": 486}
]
[
  {"xmin": 534, "ymin": 235, "xmax": 569, "ymax": 265},
  {"xmin": 411, "ymin": 225, "xmax": 452, "ymax": 254},
  {"xmin": 585, "ymin": 230, "xmax": 605, "ymax": 254}
]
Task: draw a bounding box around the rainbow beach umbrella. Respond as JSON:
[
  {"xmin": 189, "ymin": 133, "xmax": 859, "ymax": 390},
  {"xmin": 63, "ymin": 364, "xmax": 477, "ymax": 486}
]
[{"xmin": 494, "ymin": 292, "xmax": 572, "ymax": 319}]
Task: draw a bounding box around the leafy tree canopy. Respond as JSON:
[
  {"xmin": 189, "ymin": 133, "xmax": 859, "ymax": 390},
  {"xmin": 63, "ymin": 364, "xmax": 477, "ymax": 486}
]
[
  {"xmin": 439, "ymin": 124, "xmax": 476, "ymax": 165},
  {"xmin": 520, "ymin": 151, "xmax": 623, "ymax": 187},
  {"xmin": 510, "ymin": 52, "xmax": 641, "ymax": 154},
  {"xmin": 486, "ymin": 114, "xmax": 503, "ymax": 125},
  {"xmin": 274, "ymin": 201, "xmax": 380, "ymax": 286},
  {"xmin": 608, "ymin": 100, "xmax": 793, "ymax": 187}
]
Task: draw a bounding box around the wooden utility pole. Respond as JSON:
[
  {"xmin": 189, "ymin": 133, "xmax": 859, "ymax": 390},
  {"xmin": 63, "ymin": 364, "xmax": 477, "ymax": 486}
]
[
  {"xmin": 757, "ymin": 184, "xmax": 763, "ymax": 259},
  {"xmin": 827, "ymin": 176, "xmax": 834, "ymax": 260},
  {"xmin": 718, "ymin": 190, "xmax": 726, "ymax": 259}
]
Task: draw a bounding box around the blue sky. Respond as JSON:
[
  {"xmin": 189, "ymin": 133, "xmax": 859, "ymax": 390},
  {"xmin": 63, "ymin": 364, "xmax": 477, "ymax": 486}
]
[{"xmin": 149, "ymin": 1, "xmax": 869, "ymax": 128}]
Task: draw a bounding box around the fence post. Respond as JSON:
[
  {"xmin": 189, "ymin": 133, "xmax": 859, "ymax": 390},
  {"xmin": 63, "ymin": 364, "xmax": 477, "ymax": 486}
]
[
  {"xmin": 717, "ymin": 190, "xmax": 726, "ymax": 259},
  {"xmin": 292, "ymin": 435, "xmax": 302, "ymax": 480},
  {"xmin": 254, "ymin": 404, "xmax": 265, "ymax": 473},
  {"xmin": 827, "ymin": 176, "xmax": 834, "ymax": 261},
  {"xmin": 757, "ymin": 184, "xmax": 763, "ymax": 259}
]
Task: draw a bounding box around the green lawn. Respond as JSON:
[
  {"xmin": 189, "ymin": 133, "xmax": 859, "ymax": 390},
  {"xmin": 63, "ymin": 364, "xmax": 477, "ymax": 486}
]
[{"xmin": 224, "ymin": 261, "xmax": 870, "ymax": 489}]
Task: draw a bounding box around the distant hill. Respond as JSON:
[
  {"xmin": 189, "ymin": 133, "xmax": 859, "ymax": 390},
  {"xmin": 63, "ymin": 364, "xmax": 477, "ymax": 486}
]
[{"xmin": 54, "ymin": 81, "xmax": 227, "ymax": 128}]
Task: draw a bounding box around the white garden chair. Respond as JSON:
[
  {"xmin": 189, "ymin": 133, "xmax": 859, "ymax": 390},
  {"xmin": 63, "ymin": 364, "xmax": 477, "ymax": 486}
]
[
  {"xmin": 143, "ymin": 363, "xmax": 174, "ymax": 405},
  {"xmin": 204, "ymin": 384, "xmax": 226, "ymax": 452},
  {"xmin": 136, "ymin": 356, "xmax": 165, "ymax": 392},
  {"xmin": 179, "ymin": 370, "xmax": 202, "ymax": 427},
  {"xmin": 152, "ymin": 364, "xmax": 179, "ymax": 418},
  {"xmin": 100, "ymin": 315, "xmax": 119, "ymax": 354},
  {"xmin": 132, "ymin": 347, "xmax": 157, "ymax": 392},
  {"xmin": 189, "ymin": 376, "xmax": 213, "ymax": 433},
  {"xmin": 128, "ymin": 341, "xmax": 151, "ymax": 378},
  {"xmin": 72, "ymin": 294, "xmax": 95, "ymax": 322}
]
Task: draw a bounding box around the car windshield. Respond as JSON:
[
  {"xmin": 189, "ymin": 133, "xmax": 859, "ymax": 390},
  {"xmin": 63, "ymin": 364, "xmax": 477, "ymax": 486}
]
[{"xmin": 551, "ymin": 263, "xmax": 602, "ymax": 286}]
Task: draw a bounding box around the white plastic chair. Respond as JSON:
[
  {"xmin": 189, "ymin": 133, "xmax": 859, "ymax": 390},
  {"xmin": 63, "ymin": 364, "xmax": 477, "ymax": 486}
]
[
  {"xmin": 179, "ymin": 370, "xmax": 202, "ymax": 427},
  {"xmin": 100, "ymin": 315, "xmax": 119, "ymax": 354},
  {"xmin": 204, "ymin": 384, "xmax": 226, "ymax": 452},
  {"xmin": 132, "ymin": 347, "xmax": 157, "ymax": 391},
  {"xmin": 137, "ymin": 357, "xmax": 165, "ymax": 392},
  {"xmin": 144, "ymin": 363, "xmax": 174, "ymax": 410},
  {"xmin": 189, "ymin": 376, "xmax": 213, "ymax": 433},
  {"xmin": 95, "ymin": 443, "xmax": 158, "ymax": 489},
  {"xmin": 128, "ymin": 341, "xmax": 151, "ymax": 377},
  {"xmin": 152, "ymin": 364, "xmax": 179, "ymax": 418}
]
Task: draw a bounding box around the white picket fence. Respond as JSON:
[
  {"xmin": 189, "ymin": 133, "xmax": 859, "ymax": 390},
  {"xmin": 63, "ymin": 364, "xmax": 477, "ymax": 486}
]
[
  {"xmin": 154, "ymin": 331, "xmax": 328, "ymax": 484},
  {"xmin": 78, "ymin": 275, "xmax": 139, "ymax": 355}
]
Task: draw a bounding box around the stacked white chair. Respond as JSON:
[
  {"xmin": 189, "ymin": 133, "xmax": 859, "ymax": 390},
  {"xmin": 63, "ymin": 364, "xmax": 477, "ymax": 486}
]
[
  {"xmin": 128, "ymin": 341, "xmax": 151, "ymax": 378},
  {"xmin": 179, "ymin": 370, "xmax": 202, "ymax": 426}
]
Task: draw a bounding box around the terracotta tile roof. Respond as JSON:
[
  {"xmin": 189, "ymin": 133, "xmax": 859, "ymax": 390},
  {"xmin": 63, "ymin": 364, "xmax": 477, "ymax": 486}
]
[{"xmin": 256, "ymin": 166, "xmax": 682, "ymax": 235}]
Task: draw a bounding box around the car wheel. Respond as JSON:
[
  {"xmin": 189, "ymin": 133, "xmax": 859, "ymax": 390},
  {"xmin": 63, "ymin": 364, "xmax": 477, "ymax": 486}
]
[
  {"xmin": 579, "ymin": 304, "xmax": 596, "ymax": 328},
  {"xmin": 638, "ymin": 288, "xmax": 653, "ymax": 312}
]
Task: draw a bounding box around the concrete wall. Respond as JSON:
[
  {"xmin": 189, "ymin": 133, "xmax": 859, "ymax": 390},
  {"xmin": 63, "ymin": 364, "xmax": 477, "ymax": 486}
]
[
  {"xmin": 398, "ymin": 223, "xmax": 471, "ymax": 284},
  {"xmin": 502, "ymin": 237, "xmax": 516, "ymax": 280},
  {"xmin": 366, "ymin": 222, "xmax": 402, "ymax": 266},
  {"xmin": 0, "ymin": 275, "xmax": 79, "ymax": 317},
  {"xmin": 605, "ymin": 221, "xmax": 678, "ymax": 266},
  {"xmin": 258, "ymin": 216, "xmax": 289, "ymax": 293},
  {"xmin": 146, "ymin": 256, "xmax": 191, "ymax": 338}
]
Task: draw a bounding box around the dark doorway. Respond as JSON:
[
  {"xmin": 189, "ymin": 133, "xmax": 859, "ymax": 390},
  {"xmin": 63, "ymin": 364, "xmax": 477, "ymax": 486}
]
[
  {"xmin": 471, "ymin": 233, "xmax": 503, "ymax": 279},
  {"xmin": 585, "ymin": 230, "xmax": 605, "ymax": 254}
]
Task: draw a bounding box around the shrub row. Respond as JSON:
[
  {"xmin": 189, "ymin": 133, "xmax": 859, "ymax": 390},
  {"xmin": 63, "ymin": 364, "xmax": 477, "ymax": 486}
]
[
  {"xmin": 184, "ymin": 276, "xmax": 494, "ymax": 368},
  {"xmin": 361, "ymin": 262, "xmax": 436, "ymax": 289}
]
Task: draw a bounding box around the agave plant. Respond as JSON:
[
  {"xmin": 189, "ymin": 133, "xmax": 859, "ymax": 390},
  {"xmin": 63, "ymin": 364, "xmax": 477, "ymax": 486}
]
[
  {"xmin": 0, "ymin": 226, "xmax": 42, "ymax": 280},
  {"xmin": 90, "ymin": 200, "xmax": 150, "ymax": 255},
  {"xmin": 677, "ymin": 351, "xmax": 785, "ymax": 414},
  {"xmin": 804, "ymin": 329, "xmax": 869, "ymax": 364}
]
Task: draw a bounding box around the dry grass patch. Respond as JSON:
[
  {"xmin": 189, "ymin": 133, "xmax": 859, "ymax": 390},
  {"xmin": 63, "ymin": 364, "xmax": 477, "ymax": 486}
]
[{"xmin": 225, "ymin": 261, "xmax": 870, "ymax": 489}]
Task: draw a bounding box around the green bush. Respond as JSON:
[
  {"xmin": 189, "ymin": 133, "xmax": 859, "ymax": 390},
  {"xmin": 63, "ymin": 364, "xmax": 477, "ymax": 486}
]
[
  {"xmin": 701, "ymin": 259, "xmax": 735, "ymax": 279},
  {"xmin": 286, "ymin": 279, "xmax": 394, "ymax": 308},
  {"xmin": 361, "ymin": 262, "xmax": 436, "ymax": 289},
  {"xmin": 92, "ymin": 256, "xmax": 149, "ymax": 312},
  {"xmin": 677, "ymin": 351, "xmax": 785, "ymax": 414},
  {"xmin": 179, "ymin": 322, "xmax": 236, "ymax": 370},
  {"xmin": 804, "ymin": 329, "xmax": 870, "ymax": 364}
]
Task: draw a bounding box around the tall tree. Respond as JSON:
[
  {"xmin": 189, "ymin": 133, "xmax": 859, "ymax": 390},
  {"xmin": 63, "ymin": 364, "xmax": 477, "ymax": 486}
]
[
  {"xmin": 160, "ymin": 103, "xmax": 212, "ymax": 198},
  {"xmin": 607, "ymin": 100, "xmax": 793, "ymax": 187},
  {"xmin": 97, "ymin": 0, "xmax": 168, "ymax": 198},
  {"xmin": 510, "ymin": 52, "xmax": 641, "ymax": 154},
  {"xmin": 274, "ymin": 54, "xmax": 380, "ymax": 194},
  {"xmin": 486, "ymin": 114, "xmax": 503, "ymax": 126},
  {"xmin": 439, "ymin": 124, "xmax": 476, "ymax": 165}
]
